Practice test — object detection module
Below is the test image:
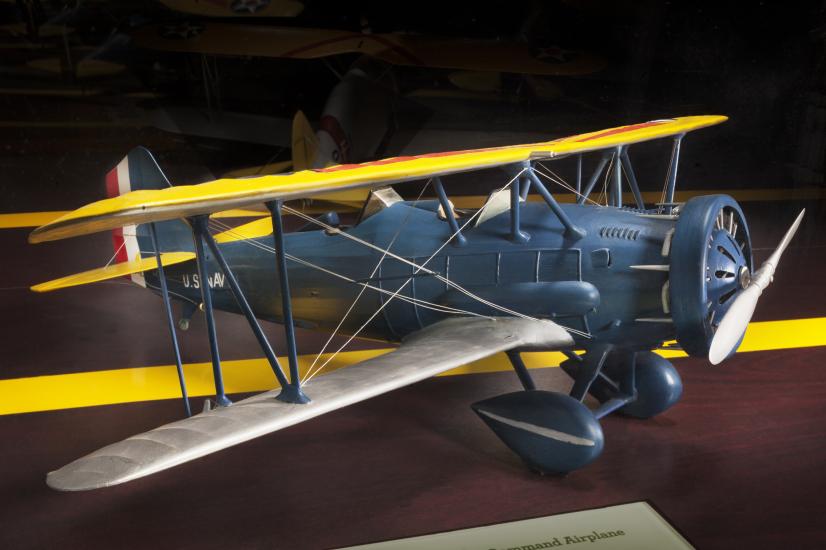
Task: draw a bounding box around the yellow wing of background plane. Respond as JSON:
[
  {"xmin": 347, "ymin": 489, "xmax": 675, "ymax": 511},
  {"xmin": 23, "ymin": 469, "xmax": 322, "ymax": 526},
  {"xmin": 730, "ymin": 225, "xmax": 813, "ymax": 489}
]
[
  {"xmin": 31, "ymin": 252, "xmax": 195, "ymax": 292},
  {"xmin": 29, "ymin": 116, "xmax": 726, "ymax": 244},
  {"xmin": 159, "ymin": 0, "xmax": 304, "ymax": 17},
  {"xmin": 133, "ymin": 23, "xmax": 604, "ymax": 77}
]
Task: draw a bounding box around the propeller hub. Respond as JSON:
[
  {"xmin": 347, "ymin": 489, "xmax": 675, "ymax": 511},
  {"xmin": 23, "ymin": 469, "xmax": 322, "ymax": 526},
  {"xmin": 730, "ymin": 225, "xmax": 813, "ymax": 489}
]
[{"xmin": 738, "ymin": 266, "xmax": 751, "ymax": 290}]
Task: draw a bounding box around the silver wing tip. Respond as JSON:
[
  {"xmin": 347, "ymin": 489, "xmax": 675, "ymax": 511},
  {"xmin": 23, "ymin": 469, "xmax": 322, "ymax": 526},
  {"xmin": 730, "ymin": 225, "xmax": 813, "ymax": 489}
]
[
  {"xmin": 46, "ymin": 456, "xmax": 138, "ymax": 491},
  {"xmin": 47, "ymin": 468, "xmax": 114, "ymax": 492}
]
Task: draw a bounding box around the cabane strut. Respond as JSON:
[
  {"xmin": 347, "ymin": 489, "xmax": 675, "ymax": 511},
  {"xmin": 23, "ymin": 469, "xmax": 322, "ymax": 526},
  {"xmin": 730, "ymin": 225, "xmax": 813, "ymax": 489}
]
[
  {"xmin": 524, "ymin": 161, "xmax": 586, "ymax": 239},
  {"xmin": 663, "ymin": 134, "xmax": 685, "ymax": 213},
  {"xmin": 433, "ymin": 177, "xmax": 467, "ymax": 246}
]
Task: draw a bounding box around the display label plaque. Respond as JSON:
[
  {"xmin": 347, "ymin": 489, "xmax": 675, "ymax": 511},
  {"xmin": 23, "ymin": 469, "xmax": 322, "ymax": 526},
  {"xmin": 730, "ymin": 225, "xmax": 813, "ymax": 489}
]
[{"xmin": 338, "ymin": 502, "xmax": 693, "ymax": 550}]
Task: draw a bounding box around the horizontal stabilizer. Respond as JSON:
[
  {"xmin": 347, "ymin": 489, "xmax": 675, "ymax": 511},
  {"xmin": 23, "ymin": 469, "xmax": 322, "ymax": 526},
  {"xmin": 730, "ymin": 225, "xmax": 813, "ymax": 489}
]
[
  {"xmin": 31, "ymin": 252, "xmax": 195, "ymax": 293},
  {"xmin": 46, "ymin": 316, "xmax": 573, "ymax": 491},
  {"xmin": 30, "ymin": 116, "xmax": 727, "ymax": 244}
]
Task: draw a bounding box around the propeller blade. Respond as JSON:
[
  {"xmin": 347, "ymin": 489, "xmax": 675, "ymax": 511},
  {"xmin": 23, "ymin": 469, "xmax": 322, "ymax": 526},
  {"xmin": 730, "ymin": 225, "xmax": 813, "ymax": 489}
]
[
  {"xmin": 708, "ymin": 209, "xmax": 805, "ymax": 365},
  {"xmin": 763, "ymin": 208, "xmax": 806, "ymax": 271},
  {"xmin": 708, "ymin": 285, "xmax": 760, "ymax": 365}
]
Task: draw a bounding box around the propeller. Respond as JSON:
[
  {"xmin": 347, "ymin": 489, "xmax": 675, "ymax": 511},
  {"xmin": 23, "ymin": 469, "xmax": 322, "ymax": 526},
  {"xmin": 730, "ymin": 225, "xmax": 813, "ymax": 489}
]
[{"xmin": 708, "ymin": 209, "xmax": 805, "ymax": 364}]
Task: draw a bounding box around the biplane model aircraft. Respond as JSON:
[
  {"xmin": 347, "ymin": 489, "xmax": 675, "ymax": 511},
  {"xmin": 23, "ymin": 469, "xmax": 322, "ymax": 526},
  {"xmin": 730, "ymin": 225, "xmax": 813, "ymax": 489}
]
[{"xmin": 30, "ymin": 115, "xmax": 804, "ymax": 492}]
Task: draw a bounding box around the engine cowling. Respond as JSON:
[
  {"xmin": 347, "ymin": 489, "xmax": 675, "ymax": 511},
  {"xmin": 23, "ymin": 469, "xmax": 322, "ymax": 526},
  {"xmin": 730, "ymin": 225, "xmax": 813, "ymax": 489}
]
[{"xmin": 669, "ymin": 195, "xmax": 753, "ymax": 357}]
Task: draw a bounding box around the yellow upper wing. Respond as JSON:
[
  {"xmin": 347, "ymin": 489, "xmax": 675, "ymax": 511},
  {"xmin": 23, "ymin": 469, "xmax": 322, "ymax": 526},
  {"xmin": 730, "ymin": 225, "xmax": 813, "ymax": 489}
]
[{"xmin": 29, "ymin": 116, "xmax": 726, "ymax": 244}]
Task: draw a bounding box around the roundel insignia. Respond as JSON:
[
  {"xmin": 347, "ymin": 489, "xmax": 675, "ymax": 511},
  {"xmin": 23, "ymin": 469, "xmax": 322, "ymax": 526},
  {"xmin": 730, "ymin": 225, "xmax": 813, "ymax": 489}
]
[
  {"xmin": 159, "ymin": 21, "xmax": 205, "ymax": 40},
  {"xmin": 530, "ymin": 45, "xmax": 578, "ymax": 64},
  {"xmin": 231, "ymin": 0, "xmax": 271, "ymax": 14}
]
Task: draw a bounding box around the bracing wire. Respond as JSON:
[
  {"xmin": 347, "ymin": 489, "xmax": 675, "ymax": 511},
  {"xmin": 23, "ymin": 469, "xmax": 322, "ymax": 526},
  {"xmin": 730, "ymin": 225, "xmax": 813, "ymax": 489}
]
[
  {"xmin": 302, "ymin": 168, "xmax": 590, "ymax": 383},
  {"xmin": 104, "ymin": 239, "xmax": 127, "ymax": 268},
  {"xmin": 210, "ymin": 183, "xmax": 593, "ymax": 342},
  {"xmin": 534, "ymin": 162, "xmax": 604, "ymax": 207},
  {"xmin": 302, "ymin": 170, "xmax": 524, "ymax": 382},
  {"xmin": 597, "ymin": 152, "xmax": 615, "ymax": 206},
  {"xmin": 304, "ymin": 179, "xmax": 432, "ymax": 378},
  {"xmin": 48, "ymin": 239, "xmax": 129, "ymax": 291},
  {"xmin": 203, "ymin": 166, "xmax": 593, "ymax": 384},
  {"xmin": 282, "ymin": 205, "xmax": 539, "ymax": 322},
  {"xmin": 206, "ymin": 218, "xmax": 485, "ymax": 320},
  {"xmin": 658, "ymin": 161, "xmax": 671, "ymax": 214}
]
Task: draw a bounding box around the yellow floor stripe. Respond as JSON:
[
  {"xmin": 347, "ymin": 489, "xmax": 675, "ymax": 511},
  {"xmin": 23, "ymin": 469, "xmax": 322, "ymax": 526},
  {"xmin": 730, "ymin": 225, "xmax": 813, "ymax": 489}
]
[
  {"xmin": 1, "ymin": 317, "xmax": 824, "ymax": 416},
  {"xmin": 2, "ymin": 187, "xmax": 823, "ymax": 229}
]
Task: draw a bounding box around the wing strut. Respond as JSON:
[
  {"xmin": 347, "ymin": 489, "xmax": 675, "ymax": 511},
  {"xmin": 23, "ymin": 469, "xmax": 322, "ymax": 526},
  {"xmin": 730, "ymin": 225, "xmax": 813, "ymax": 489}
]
[
  {"xmin": 524, "ymin": 162, "xmax": 586, "ymax": 239},
  {"xmin": 149, "ymin": 222, "xmax": 192, "ymax": 418},
  {"xmin": 190, "ymin": 216, "xmax": 232, "ymax": 408},
  {"xmin": 188, "ymin": 206, "xmax": 307, "ymax": 408},
  {"xmin": 267, "ymin": 200, "xmax": 310, "ymax": 404},
  {"xmin": 519, "ymin": 170, "xmax": 532, "ymax": 201},
  {"xmin": 199, "ymin": 223, "xmax": 292, "ymax": 392},
  {"xmin": 433, "ymin": 177, "xmax": 467, "ymax": 246},
  {"xmin": 619, "ymin": 146, "xmax": 645, "ymax": 209},
  {"xmin": 611, "ymin": 146, "xmax": 623, "ymax": 207},
  {"xmin": 510, "ymin": 172, "xmax": 529, "ymax": 244},
  {"xmin": 577, "ymin": 151, "xmax": 612, "ymax": 205},
  {"xmin": 575, "ymin": 154, "xmax": 583, "ymax": 195},
  {"xmin": 663, "ymin": 133, "xmax": 684, "ymax": 213}
]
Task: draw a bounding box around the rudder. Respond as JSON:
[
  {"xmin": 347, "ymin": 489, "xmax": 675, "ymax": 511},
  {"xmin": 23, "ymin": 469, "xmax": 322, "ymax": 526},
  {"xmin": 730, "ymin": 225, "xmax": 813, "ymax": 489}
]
[{"xmin": 105, "ymin": 147, "xmax": 192, "ymax": 286}]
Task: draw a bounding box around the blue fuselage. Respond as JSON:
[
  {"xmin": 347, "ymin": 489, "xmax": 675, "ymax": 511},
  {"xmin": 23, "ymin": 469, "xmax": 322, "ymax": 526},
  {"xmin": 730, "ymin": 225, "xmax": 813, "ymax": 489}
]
[{"xmin": 158, "ymin": 201, "xmax": 677, "ymax": 350}]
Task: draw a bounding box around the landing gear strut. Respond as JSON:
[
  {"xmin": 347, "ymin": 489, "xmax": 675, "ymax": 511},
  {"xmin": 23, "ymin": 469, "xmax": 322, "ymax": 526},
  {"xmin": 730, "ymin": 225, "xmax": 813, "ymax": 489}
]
[
  {"xmin": 562, "ymin": 350, "xmax": 683, "ymax": 419},
  {"xmin": 474, "ymin": 347, "xmax": 683, "ymax": 475}
]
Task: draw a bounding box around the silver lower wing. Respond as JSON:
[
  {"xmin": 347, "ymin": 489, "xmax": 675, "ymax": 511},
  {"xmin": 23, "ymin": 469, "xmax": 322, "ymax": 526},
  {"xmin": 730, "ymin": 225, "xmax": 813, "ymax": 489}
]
[{"xmin": 48, "ymin": 317, "xmax": 573, "ymax": 491}]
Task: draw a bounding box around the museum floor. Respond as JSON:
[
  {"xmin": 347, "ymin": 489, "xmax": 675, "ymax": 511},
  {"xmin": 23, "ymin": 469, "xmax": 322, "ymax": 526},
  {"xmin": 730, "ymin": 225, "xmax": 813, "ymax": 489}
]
[{"xmin": 1, "ymin": 113, "xmax": 825, "ymax": 549}]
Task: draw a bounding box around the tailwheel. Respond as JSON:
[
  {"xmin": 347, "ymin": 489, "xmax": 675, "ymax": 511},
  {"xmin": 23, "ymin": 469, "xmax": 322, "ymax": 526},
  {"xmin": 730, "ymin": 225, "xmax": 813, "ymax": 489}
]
[{"xmin": 472, "ymin": 390, "xmax": 604, "ymax": 474}]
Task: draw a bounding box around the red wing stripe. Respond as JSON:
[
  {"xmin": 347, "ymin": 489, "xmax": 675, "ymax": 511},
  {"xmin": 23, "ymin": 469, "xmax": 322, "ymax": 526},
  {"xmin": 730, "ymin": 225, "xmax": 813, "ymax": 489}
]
[
  {"xmin": 281, "ymin": 33, "xmax": 425, "ymax": 66},
  {"xmin": 313, "ymin": 120, "xmax": 672, "ymax": 174},
  {"xmin": 281, "ymin": 33, "xmax": 358, "ymax": 57},
  {"xmin": 572, "ymin": 120, "xmax": 670, "ymax": 143},
  {"xmin": 314, "ymin": 144, "xmax": 523, "ymax": 173},
  {"xmin": 363, "ymin": 34, "xmax": 425, "ymax": 66}
]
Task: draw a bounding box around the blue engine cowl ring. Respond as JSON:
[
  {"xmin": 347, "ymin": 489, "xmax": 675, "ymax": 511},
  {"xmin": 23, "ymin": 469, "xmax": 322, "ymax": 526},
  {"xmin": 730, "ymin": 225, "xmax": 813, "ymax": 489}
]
[{"xmin": 669, "ymin": 195, "xmax": 753, "ymax": 358}]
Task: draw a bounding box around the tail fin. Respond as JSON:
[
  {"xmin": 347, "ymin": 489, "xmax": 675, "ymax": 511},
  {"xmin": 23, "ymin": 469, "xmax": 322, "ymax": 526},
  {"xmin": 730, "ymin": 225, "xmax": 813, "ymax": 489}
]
[
  {"xmin": 291, "ymin": 110, "xmax": 319, "ymax": 171},
  {"xmin": 293, "ymin": 111, "xmax": 371, "ymax": 207},
  {"xmin": 105, "ymin": 147, "xmax": 192, "ymax": 286}
]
